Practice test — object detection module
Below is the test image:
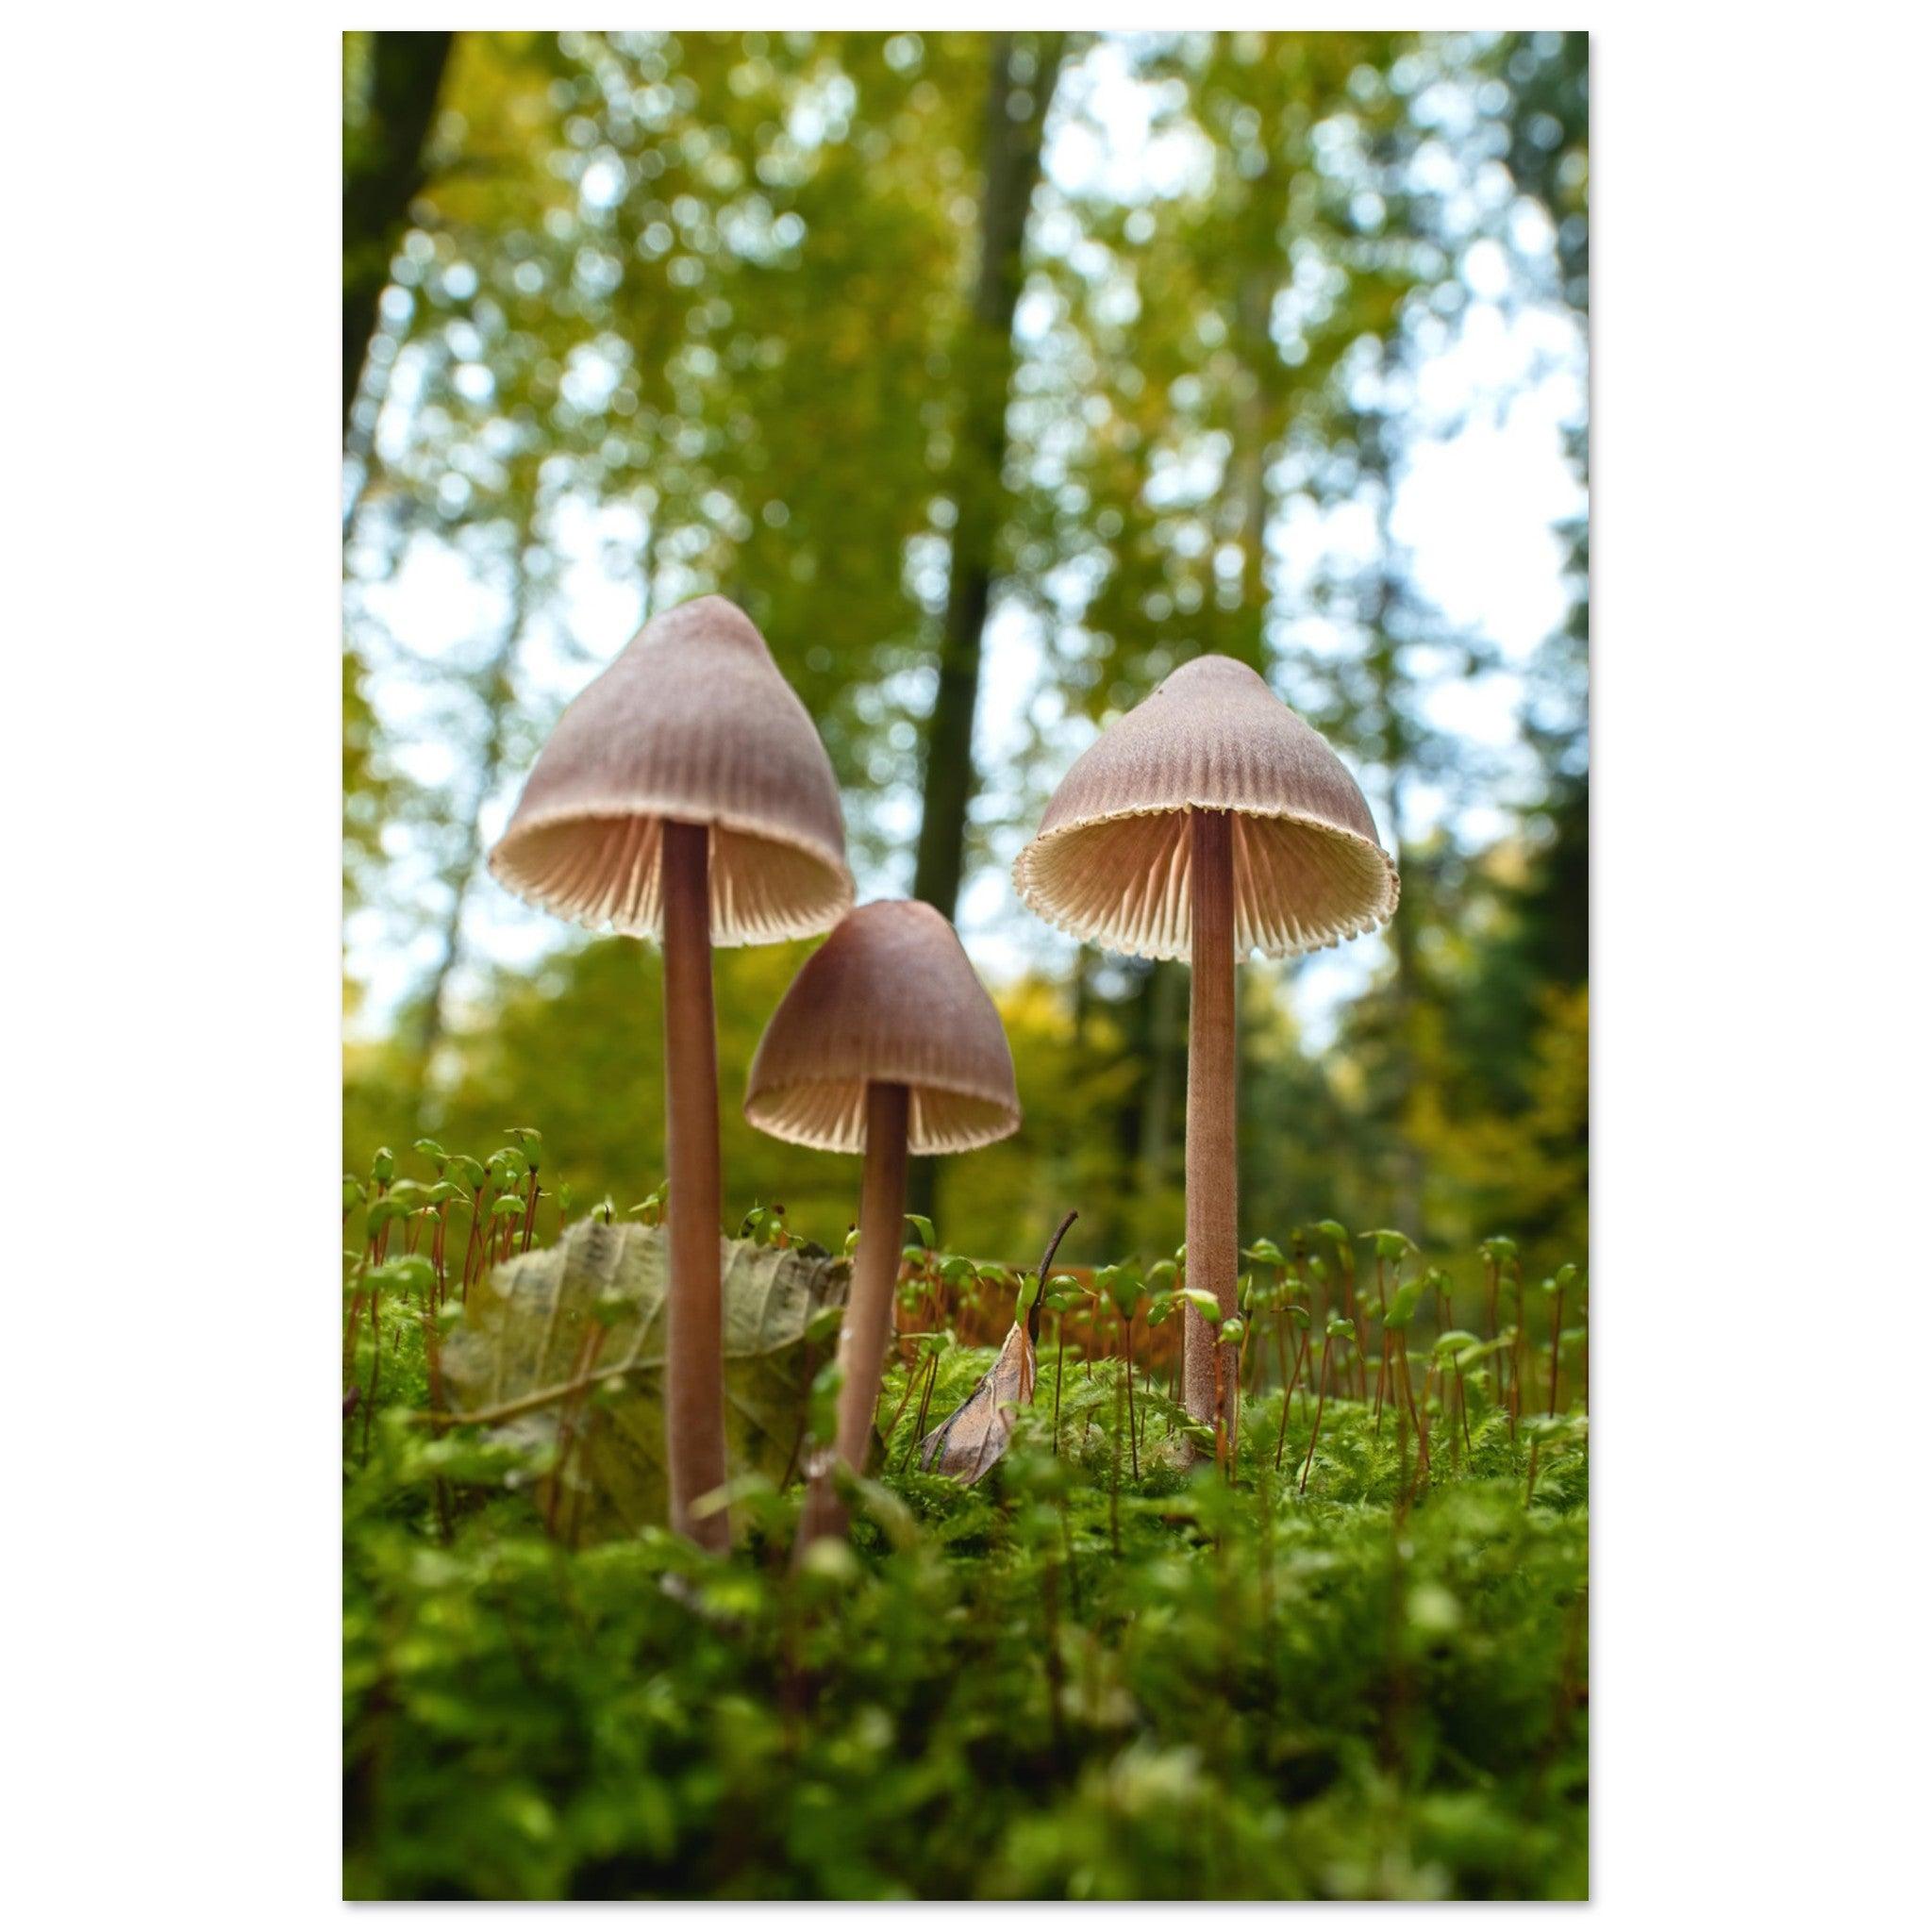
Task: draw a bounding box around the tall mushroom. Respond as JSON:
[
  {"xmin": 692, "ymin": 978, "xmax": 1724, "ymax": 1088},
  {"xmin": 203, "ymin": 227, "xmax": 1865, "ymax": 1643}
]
[
  {"xmin": 743, "ymin": 900, "xmax": 1021, "ymax": 1545},
  {"xmin": 1012, "ymin": 655, "xmax": 1397, "ymax": 1456},
  {"xmin": 489, "ymin": 595, "xmax": 853, "ymax": 1550}
]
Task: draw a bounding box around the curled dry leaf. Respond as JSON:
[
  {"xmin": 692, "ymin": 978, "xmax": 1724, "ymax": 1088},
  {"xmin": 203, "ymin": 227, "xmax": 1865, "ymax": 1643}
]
[{"xmin": 917, "ymin": 1320, "xmax": 1035, "ymax": 1484}]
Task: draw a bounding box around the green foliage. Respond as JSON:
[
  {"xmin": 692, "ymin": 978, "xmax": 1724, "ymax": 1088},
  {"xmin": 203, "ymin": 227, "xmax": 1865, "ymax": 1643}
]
[
  {"xmin": 346, "ymin": 1400, "xmax": 1585, "ymax": 1899},
  {"xmin": 343, "ymin": 28, "xmax": 1590, "ymax": 1284},
  {"xmin": 344, "ymin": 1145, "xmax": 1588, "ymax": 1901}
]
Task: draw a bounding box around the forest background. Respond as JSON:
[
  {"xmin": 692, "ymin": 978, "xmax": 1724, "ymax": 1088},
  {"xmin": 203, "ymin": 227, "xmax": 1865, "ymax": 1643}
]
[{"xmin": 341, "ymin": 27, "xmax": 1589, "ymax": 1277}]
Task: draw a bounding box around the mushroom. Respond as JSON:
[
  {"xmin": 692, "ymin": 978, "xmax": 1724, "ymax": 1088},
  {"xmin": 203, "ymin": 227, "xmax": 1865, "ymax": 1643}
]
[
  {"xmin": 743, "ymin": 900, "xmax": 1021, "ymax": 1545},
  {"xmin": 1012, "ymin": 655, "xmax": 1397, "ymax": 1458},
  {"xmin": 490, "ymin": 595, "xmax": 854, "ymax": 1550}
]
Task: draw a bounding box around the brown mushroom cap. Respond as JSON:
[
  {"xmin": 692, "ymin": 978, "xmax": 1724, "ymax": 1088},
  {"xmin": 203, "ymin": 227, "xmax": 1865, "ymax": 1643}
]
[
  {"xmin": 745, "ymin": 901, "xmax": 1022, "ymax": 1156},
  {"xmin": 1012, "ymin": 654, "xmax": 1399, "ymax": 960},
  {"xmin": 488, "ymin": 596, "xmax": 854, "ymax": 945}
]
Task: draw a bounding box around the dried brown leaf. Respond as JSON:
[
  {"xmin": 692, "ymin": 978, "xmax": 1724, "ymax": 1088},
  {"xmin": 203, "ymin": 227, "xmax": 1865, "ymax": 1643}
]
[{"xmin": 917, "ymin": 1321, "xmax": 1035, "ymax": 1484}]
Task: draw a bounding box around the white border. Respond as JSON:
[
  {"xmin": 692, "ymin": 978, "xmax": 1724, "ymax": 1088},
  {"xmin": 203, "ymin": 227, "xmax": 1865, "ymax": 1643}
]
[{"xmin": 6, "ymin": 8, "xmax": 1925, "ymax": 1924}]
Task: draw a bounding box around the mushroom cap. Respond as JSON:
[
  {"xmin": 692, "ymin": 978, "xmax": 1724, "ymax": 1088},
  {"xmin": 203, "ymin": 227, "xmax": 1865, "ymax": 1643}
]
[
  {"xmin": 1012, "ymin": 654, "xmax": 1399, "ymax": 960},
  {"xmin": 745, "ymin": 901, "xmax": 1022, "ymax": 1156},
  {"xmin": 488, "ymin": 596, "xmax": 854, "ymax": 946}
]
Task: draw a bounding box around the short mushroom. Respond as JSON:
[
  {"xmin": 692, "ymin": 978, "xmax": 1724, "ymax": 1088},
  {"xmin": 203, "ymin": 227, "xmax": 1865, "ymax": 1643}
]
[
  {"xmin": 1012, "ymin": 655, "xmax": 1397, "ymax": 1457},
  {"xmin": 490, "ymin": 595, "xmax": 853, "ymax": 1550},
  {"xmin": 743, "ymin": 900, "xmax": 1021, "ymax": 1545}
]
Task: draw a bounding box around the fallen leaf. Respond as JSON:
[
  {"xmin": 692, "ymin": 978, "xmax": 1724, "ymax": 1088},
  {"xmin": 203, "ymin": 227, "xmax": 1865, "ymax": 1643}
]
[
  {"xmin": 917, "ymin": 1321, "xmax": 1035, "ymax": 1484},
  {"xmin": 441, "ymin": 1219, "xmax": 848, "ymax": 1541}
]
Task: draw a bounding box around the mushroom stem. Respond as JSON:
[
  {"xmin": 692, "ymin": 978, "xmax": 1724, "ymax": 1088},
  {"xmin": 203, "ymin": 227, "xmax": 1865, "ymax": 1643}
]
[
  {"xmin": 1183, "ymin": 808, "xmax": 1240, "ymax": 1450},
  {"xmin": 660, "ymin": 818, "xmax": 730, "ymax": 1552},
  {"xmin": 798, "ymin": 1080, "xmax": 910, "ymax": 1547}
]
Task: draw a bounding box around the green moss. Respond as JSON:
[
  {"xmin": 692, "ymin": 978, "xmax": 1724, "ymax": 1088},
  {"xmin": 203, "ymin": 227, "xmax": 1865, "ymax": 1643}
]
[{"xmin": 345, "ymin": 1294, "xmax": 1586, "ymax": 1899}]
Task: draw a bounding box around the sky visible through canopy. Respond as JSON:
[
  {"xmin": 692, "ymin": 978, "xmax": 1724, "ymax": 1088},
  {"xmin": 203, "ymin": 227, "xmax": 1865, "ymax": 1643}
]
[{"xmin": 346, "ymin": 33, "xmax": 1586, "ymax": 1051}]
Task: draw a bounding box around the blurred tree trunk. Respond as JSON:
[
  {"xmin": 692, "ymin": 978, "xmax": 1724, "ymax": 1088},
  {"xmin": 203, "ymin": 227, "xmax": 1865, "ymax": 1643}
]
[
  {"xmin": 343, "ymin": 30, "xmax": 456, "ymax": 440},
  {"xmin": 907, "ymin": 31, "xmax": 1064, "ymax": 1230},
  {"xmin": 1136, "ymin": 960, "xmax": 1182, "ymax": 1201},
  {"xmin": 909, "ymin": 31, "xmax": 1064, "ymax": 919},
  {"xmin": 1230, "ymin": 264, "xmax": 1276, "ymax": 637}
]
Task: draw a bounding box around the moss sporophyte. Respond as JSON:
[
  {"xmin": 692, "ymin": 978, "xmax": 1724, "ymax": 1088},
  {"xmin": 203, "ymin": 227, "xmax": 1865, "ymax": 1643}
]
[{"xmin": 345, "ymin": 1127, "xmax": 1588, "ymax": 1900}]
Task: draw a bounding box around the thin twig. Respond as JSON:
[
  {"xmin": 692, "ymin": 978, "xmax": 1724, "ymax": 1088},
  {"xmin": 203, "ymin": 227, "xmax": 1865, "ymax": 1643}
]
[{"xmin": 1026, "ymin": 1209, "xmax": 1078, "ymax": 1345}]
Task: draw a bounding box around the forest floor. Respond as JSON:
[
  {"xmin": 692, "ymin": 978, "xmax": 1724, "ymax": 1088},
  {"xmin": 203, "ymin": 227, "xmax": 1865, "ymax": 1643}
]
[{"xmin": 344, "ymin": 1222, "xmax": 1588, "ymax": 1903}]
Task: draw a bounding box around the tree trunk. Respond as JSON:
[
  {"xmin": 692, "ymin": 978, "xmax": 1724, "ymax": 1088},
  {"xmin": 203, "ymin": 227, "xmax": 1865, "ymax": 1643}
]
[
  {"xmin": 905, "ymin": 31, "xmax": 1065, "ymax": 1229},
  {"xmin": 1137, "ymin": 959, "xmax": 1182, "ymax": 1200},
  {"xmin": 343, "ymin": 30, "xmax": 456, "ymax": 440},
  {"xmin": 1231, "ymin": 265, "xmax": 1275, "ymax": 633},
  {"xmin": 910, "ymin": 30, "xmax": 1065, "ymax": 920}
]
